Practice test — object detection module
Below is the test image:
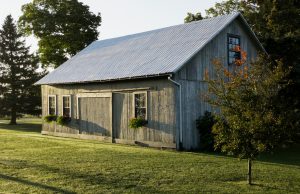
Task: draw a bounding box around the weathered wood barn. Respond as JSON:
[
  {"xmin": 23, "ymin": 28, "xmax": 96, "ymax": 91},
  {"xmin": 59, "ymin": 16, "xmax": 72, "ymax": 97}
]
[{"xmin": 36, "ymin": 12, "xmax": 264, "ymax": 150}]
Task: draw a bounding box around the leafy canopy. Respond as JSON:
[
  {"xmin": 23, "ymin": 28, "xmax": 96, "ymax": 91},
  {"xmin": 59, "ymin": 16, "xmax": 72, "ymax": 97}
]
[
  {"xmin": 184, "ymin": 12, "xmax": 203, "ymax": 23},
  {"xmin": 205, "ymin": 55, "xmax": 294, "ymax": 160},
  {"xmin": 19, "ymin": 0, "xmax": 102, "ymax": 68},
  {"xmin": 186, "ymin": 0, "xmax": 300, "ymax": 137}
]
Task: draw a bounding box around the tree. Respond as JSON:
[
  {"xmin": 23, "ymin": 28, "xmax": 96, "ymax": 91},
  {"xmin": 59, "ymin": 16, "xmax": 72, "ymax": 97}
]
[
  {"xmin": 205, "ymin": 0, "xmax": 253, "ymax": 16},
  {"xmin": 19, "ymin": 0, "xmax": 102, "ymax": 68},
  {"xmin": 186, "ymin": 0, "xmax": 300, "ymax": 143},
  {"xmin": 184, "ymin": 12, "xmax": 203, "ymax": 23},
  {"xmin": 204, "ymin": 52, "xmax": 297, "ymax": 184},
  {"xmin": 0, "ymin": 15, "xmax": 42, "ymax": 124},
  {"xmin": 184, "ymin": 0, "xmax": 265, "ymax": 38}
]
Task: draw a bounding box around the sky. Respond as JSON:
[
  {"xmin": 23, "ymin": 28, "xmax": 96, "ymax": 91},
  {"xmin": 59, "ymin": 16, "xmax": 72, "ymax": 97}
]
[{"xmin": 0, "ymin": 0, "xmax": 219, "ymax": 51}]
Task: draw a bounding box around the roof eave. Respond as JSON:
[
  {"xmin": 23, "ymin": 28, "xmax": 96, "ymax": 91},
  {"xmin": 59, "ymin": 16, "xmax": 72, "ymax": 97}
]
[{"xmin": 35, "ymin": 72, "xmax": 173, "ymax": 86}]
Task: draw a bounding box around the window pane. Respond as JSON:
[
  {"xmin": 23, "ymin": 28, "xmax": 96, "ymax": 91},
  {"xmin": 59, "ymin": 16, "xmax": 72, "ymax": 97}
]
[
  {"xmin": 63, "ymin": 96, "xmax": 70, "ymax": 108},
  {"xmin": 135, "ymin": 108, "xmax": 146, "ymax": 120},
  {"xmin": 234, "ymin": 52, "xmax": 241, "ymax": 59},
  {"xmin": 63, "ymin": 108, "xmax": 70, "ymax": 117},
  {"xmin": 228, "ymin": 35, "xmax": 241, "ymax": 65},
  {"xmin": 49, "ymin": 96, "xmax": 55, "ymax": 115},
  {"xmin": 49, "ymin": 108, "xmax": 55, "ymax": 115},
  {"xmin": 63, "ymin": 96, "xmax": 71, "ymax": 117},
  {"xmin": 135, "ymin": 93, "xmax": 146, "ymax": 108},
  {"xmin": 134, "ymin": 93, "xmax": 147, "ymax": 119},
  {"xmin": 139, "ymin": 94, "xmax": 146, "ymax": 107},
  {"xmin": 135, "ymin": 94, "xmax": 140, "ymax": 107}
]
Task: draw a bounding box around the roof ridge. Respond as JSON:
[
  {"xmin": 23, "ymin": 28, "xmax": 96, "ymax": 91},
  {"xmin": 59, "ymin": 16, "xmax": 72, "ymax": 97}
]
[{"xmin": 95, "ymin": 12, "xmax": 240, "ymax": 43}]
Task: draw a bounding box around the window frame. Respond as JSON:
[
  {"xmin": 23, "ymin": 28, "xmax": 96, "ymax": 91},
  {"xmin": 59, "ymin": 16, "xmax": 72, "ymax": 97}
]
[
  {"xmin": 227, "ymin": 33, "xmax": 241, "ymax": 65},
  {"xmin": 48, "ymin": 95, "xmax": 57, "ymax": 115},
  {"xmin": 62, "ymin": 95, "xmax": 72, "ymax": 117},
  {"xmin": 133, "ymin": 91, "xmax": 148, "ymax": 120}
]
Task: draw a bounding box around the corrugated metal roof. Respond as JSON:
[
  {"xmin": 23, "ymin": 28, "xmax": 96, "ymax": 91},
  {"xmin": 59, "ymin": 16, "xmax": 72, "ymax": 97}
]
[{"xmin": 36, "ymin": 12, "xmax": 252, "ymax": 85}]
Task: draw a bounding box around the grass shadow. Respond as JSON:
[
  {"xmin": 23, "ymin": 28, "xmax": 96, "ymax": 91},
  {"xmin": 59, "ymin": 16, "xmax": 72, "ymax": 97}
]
[
  {"xmin": 0, "ymin": 119, "xmax": 42, "ymax": 133},
  {"xmin": 189, "ymin": 144, "xmax": 300, "ymax": 167},
  {"xmin": 0, "ymin": 173, "xmax": 75, "ymax": 194},
  {"xmin": 256, "ymin": 144, "xmax": 300, "ymax": 167},
  {"xmin": 0, "ymin": 159, "xmax": 162, "ymax": 193},
  {"xmin": 250, "ymin": 183, "xmax": 295, "ymax": 192}
]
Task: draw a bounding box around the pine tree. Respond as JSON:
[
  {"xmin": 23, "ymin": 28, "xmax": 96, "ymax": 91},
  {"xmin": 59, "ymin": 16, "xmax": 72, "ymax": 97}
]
[{"xmin": 0, "ymin": 15, "xmax": 41, "ymax": 124}]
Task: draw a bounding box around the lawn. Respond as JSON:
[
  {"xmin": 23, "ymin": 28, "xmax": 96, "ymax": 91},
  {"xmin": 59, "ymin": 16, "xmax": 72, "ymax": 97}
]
[{"xmin": 0, "ymin": 119, "xmax": 299, "ymax": 193}]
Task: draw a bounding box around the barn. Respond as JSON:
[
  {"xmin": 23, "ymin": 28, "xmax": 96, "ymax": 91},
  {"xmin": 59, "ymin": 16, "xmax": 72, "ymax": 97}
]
[{"xmin": 36, "ymin": 12, "xmax": 264, "ymax": 150}]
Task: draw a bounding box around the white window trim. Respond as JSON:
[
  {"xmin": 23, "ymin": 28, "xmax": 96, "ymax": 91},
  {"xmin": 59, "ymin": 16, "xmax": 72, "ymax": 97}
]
[
  {"xmin": 62, "ymin": 95, "xmax": 72, "ymax": 117},
  {"xmin": 133, "ymin": 91, "xmax": 148, "ymax": 120},
  {"xmin": 48, "ymin": 95, "xmax": 57, "ymax": 115}
]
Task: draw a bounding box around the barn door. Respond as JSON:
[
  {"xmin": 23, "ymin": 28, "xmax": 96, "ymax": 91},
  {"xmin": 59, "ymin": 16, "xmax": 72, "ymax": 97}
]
[
  {"xmin": 112, "ymin": 92, "xmax": 131, "ymax": 139},
  {"xmin": 77, "ymin": 93, "xmax": 112, "ymax": 137}
]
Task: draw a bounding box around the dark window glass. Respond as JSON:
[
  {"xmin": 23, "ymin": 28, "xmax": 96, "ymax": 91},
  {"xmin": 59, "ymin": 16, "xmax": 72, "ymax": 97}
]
[
  {"xmin": 228, "ymin": 35, "xmax": 241, "ymax": 65},
  {"xmin": 63, "ymin": 96, "xmax": 71, "ymax": 117},
  {"xmin": 134, "ymin": 93, "xmax": 147, "ymax": 120},
  {"xmin": 49, "ymin": 96, "xmax": 56, "ymax": 115}
]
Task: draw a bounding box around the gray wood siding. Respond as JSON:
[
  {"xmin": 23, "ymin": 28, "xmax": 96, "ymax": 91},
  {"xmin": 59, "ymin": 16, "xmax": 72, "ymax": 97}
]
[
  {"xmin": 41, "ymin": 78, "xmax": 177, "ymax": 147},
  {"xmin": 112, "ymin": 89, "xmax": 175, "ymax": 144},
  {"xmin": 175, "ymin": 19, "xmax": 262, "ymax": 150},
  {"xmin": 78, "ymin": 97, "xmax": 111, "ymax": 136}
]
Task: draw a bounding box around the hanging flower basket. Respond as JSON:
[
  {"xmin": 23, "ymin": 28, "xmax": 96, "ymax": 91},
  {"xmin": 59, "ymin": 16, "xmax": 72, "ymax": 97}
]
[{"xmin": 129, "ymin": 117, "xmax": 148, "ymax": 129}]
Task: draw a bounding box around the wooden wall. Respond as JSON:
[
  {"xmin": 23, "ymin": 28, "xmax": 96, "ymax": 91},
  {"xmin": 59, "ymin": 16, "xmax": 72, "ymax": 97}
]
[
  {"xmin": 41, "ymin": 78, "xmax": 177, "ymax": 148},
  {"xmin": 41, "ymin": 18, "xmax": 263, "ymax": 150},
  {"xmin": 175, "ymin": 18, "xmax": 262, "ymax": 150}
]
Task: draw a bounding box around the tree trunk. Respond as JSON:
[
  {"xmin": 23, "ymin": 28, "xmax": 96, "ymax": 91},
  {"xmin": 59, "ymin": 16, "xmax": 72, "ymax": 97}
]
[
  {"xmin": 9, "ymin": 105, "xmax": 17, "ymax": 125},
  {"xmin": 248, "ymin": 158, "xmax": 252, "ymax": 185}
]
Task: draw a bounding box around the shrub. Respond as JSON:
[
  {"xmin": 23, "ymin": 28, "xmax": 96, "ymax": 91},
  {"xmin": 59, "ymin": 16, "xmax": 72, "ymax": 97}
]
[
  {"xmin": 44, "ymin": 115, "xmax": 57, "ymax": 123},
  {"xmin": 129, "ymin": 117, "xmax": 147, "ymax": 129},
  {"xmin": 196, "ymin": 111, "xmax": 216, "ymax": 151},
  {"xmin": 56, "ymin": 116, "xmax": 71, "ymax": 126}
]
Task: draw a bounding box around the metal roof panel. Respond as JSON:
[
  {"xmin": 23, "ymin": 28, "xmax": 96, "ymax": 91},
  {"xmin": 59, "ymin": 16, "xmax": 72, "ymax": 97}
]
[{"xmin": 36, "ymin": 13, "xmax": 243, "ymax": 85}]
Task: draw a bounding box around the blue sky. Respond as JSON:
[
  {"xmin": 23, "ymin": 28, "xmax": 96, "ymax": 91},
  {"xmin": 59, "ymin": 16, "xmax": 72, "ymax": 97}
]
[{"xmin": 0, "ymin": 0, "xmax": 219, "ymax": 51}]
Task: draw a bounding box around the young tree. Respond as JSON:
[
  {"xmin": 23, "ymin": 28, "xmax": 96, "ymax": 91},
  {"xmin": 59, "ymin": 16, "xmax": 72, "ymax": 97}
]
[
  {"xmin": 19, "ymin": 0, "xmax": 102, "ymax": 68},
  {"xmin": 0, "ymin": 15, "xmax": 41, "ymax": 124},
  {"xmin": 204, "ymin": 51, "xmax": 298, "ymax": 184}
]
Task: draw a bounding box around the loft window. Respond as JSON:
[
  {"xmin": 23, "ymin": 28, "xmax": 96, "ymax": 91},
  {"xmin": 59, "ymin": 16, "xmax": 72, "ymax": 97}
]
[
  {"xmin": 48, "ymin": 95, "xmax": 56, "ymax": 115},
  {"xmin": 134, "ymin": 92, "xmax": 147, "ymax": 120},
  {"xmin": 228, "ymin": 34, "xmax": 241, "ymax": 65},
  {"xmin": 62, "ymin": 95, "xmax": 71, "ymax": 117}
]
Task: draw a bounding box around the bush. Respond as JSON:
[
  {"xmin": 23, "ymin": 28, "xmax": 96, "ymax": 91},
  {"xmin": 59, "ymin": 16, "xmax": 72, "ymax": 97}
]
[
  {"xmin": 129, "ymin": 117, "xmax": 147, "ymax": 129},
  {"xmin": 56, "ymin": 116, "xmax": 71, "ymax": 126},
  {"xmin": 44, "ymin": 115, "xmax": 57, "ymax": 123},
  {"xmin": 196, "ymin": 111, "xmax": 216, "ymax": 151}
]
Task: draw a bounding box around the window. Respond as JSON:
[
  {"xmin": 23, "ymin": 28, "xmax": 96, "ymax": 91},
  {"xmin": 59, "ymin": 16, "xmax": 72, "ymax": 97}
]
[
  {"xmin": 134, "ymin": 92, "xmax": 147, "ymax": 120},
  {"xmin": 48, "ymin": 95, "xmax": 56, "ymax": 115},
  {"xmin": 228, "ymin": 34, "xmax": 241, "ymax": 65},
  {"xmin": 62, "ymin": 95, "xmax": 71, "ymax": 117}
]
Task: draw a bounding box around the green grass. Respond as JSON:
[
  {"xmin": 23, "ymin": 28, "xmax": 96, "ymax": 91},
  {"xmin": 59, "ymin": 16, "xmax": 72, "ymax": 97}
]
[{"xmin": 0, "ymin": 119, "xmax": 299, "ymax": 193}]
